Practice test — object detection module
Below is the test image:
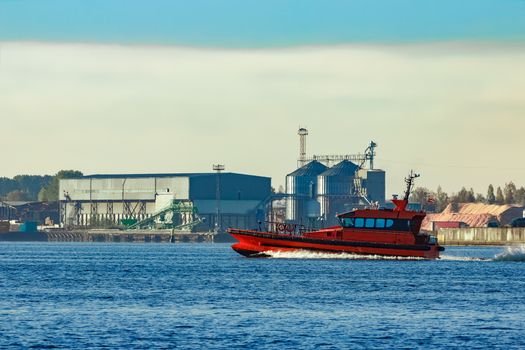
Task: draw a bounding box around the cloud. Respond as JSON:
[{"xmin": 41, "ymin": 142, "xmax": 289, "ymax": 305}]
[{"xmin": 1, "ymin": 41, "xmax": 524, "ymax": 193}]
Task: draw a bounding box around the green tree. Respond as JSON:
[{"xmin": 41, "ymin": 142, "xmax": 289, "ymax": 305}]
[
  {"xmin": 0, "ymin": 177, "xmax": 18, "ymax": 198},
  {"xmin": 410, "ymin": 187, "xmax": 433, "ymax": 206},
  {"xmin": 39, "ymin": 170, "xmax": 83, "ymax": 201},
  {"xmin": 475, "ymin": 193, "xmax": 485, "ymax": 203},
  {"xmin": 455, "ymin": 187, "xmax": 471, "ymax": 203},
  {"xmin": 504, "ymin": 182, "xmax": 517, "ymax": 204},
  {"xmin": 515, "ymin": 187, "xmax": 525, "ymax": 206},
  {"xmin": 5, "ymin": 190, "xmax": 31, "ymax": 201},
  {"xmin": 468, "ymin": 188, "xmax": 476, "ymax": 202},
  {"xmin": 435, "ymin": 186, "xmax": 450, "ymax": 212},
  {"xmin": 13, "ymin": 175, "xmax": 53, "ymax": 200},
  {"xmin": 0, "ymin": 175, "xmax": 52, "ymax": 200},
  {"xmin": 487, "ymin": 184, "xmax": 496, "ymax": 204},
  {"xmin": 496, "ymin": 186, "xmax": 504, "ymax": 204},
  {"xmin": 451, "ymin": 187, "xmax": 477, "ymax": 204}
]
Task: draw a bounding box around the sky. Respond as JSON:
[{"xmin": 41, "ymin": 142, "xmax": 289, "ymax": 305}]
[
  {"xmin": 1, "ymin": 0, "xmax": 525, "ymax": 195},
  {"xmin": 1, "ymin": 0, "xmax": 525, "ymax": 46}
]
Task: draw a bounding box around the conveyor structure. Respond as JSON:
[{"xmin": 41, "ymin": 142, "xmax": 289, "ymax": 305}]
[{"xmin": 125, "ymin": 200, "xmax": 203, "ymax": 231}]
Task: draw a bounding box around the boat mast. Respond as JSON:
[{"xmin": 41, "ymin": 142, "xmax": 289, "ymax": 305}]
[{"xmin": 403, "ymin": 170, "xmax": 420, "ymax": 201}]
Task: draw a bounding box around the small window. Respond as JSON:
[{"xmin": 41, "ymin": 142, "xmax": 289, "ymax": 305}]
[
  {"xmin": 376, "ymin": 218, "xmax": 385, "ymax": 228},
  {"xmin": 386, "ymin": 219, "xmax": 394, "ymax": 228},
  {"xmin": 365, "ymin": 218, "xmax": 375, "ymax": 228},
  {"xmin": 355, "ymin": 218, "xmax": 365, "ymax": 228},
  {"xmin": 342, "ymin": 218, "xmax": 355, "ymax": 228}
]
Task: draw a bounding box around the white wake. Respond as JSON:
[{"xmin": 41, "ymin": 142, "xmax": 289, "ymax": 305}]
[
  {"xmin": 263, "ymin": 246, "xmax": 525, "ymax": 262},
  {"xmin": 493, "ymin": 245, "xmax": 525, "ymax": 262},
  {"xmin": 264, "ymin": 250, "xmax": 425, "ymax": 260},
  {"xmin": 439, "ymin": 255, "xmax": 487, "ymax": 262}
]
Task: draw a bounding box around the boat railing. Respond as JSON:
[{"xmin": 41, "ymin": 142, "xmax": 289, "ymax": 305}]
[{"xmin": 257, "ymin": 221, "xmax": 314, "ymax": 236}]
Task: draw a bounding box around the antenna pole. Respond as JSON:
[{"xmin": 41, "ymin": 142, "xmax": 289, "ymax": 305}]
[
  {"xmin": 213, "ymin": 164, "xmax": 225, "ymax": 233},
  {"xmin": 404, "ymin": 170, "xmax": 420, "ymax": 201}
]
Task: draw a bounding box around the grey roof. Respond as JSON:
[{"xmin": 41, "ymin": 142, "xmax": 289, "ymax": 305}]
[
  {"xmin": 83, "ymin": 173, "xmax": 213, "ymax": 179},
  {"xmin": 320, "ymin": 160, "xmax": 360, "ymax": 176},
  {"xmin": 82, "ymin": 172, "xmax": 269, "ymax": 180},
  {"xmin": 287, "ymin": 161, "xmax": 328, "ymax": 177},
  {"xmin": 0, "ymin": 201, "xmax": 34, "ymax": 207}
]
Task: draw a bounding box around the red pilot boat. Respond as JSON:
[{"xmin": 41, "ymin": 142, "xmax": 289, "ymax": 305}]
[{"xmin": 228, "ymin": 172, "xmax": 444, "ymax": 259}]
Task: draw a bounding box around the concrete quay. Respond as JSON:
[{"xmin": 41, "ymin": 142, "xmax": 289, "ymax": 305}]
[
  {"xmin": 45, "ymin": 229, "xmax": 215, "ymax": 243},
  {"xmin": 437, "ymin": 227, "xmax": 525, "ymax": 246}
]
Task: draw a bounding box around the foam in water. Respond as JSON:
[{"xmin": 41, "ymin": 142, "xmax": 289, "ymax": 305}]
[
  {"xmin": 265, "ymin": 246, "xmax": 525, "ymax": 262},
  {"xmin": 439, "ymin": 255, "xmax": 487, "ymax": 262},
  {"xmin": 493, "ymin": 245, "xmax": 525, "ymax": 262},
  {"xmin": 264, "ymin": 250, "xmax": 425, "ymax": 260}
]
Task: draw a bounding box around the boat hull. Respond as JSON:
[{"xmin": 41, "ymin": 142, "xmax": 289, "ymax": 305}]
[{"xmin": 229, "ymin": 229, "xmax": 443, "ymax": 259}]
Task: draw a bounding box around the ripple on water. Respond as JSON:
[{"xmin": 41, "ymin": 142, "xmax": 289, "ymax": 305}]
[{"xmin": 0, "ymin": 243, "xmax": 524, "ymax": 349}]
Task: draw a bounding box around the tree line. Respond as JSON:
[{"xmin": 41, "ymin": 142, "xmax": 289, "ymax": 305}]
[
  {"xmin": 410, "ymin": 182, "xmax": 525, "ymax": 212},
  {"xmin": 0, "ymin": 170, "xmax": 83, "ymax": 202}
]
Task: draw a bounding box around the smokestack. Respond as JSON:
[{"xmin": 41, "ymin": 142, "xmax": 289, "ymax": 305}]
[{"xmin": 298, "ymin": 127, "xmax": 308, "ymax": 168}]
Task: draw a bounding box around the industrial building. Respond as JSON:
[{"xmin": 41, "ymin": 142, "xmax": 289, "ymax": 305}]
[
  {"xmin": 0, "ymin": 200, "xmax": 59, "ymax": 224},
  {"xmin": 59, "ymin": 172, "xmax": 271, "ymax": 231},
  {"xmin": 285, "ymin": 128, "xmax": 386, "ymax": 227}
]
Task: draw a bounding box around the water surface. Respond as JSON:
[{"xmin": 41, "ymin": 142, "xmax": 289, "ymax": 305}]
[{"xmin": 1, "ymin": 243, "xmax": 524, "ymax": 349}]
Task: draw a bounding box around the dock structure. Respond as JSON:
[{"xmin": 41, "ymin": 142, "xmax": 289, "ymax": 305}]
[{"xmin": 45, "ymin": 229, "xmax": 215, "ymax": 243}]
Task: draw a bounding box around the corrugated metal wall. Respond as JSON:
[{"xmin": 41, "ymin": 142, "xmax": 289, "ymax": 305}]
[
  {"xmin": 364, "ymin": 170, "xmax": 386, "ymax": 204},
  {"xmin": 59, "ymin": 173, "xmax": 271, "ymax": 230},
  {"xmin": 60, "ymin": 177, "xmax": 190, "ymax": 201},
  {"xmin": 189, "ymin": 174, "xmax": 271, "ymax": 200}
]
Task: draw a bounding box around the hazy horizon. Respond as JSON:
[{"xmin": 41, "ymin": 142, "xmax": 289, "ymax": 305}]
[{"xmin": 1, "ymin": 1, "xmax": 524, "ymax": 196}]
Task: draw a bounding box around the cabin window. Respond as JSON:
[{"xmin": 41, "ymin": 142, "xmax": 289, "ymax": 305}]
[
  {"xmin": 341, "ymin": 218, "xmax": 355, "ymax": 228},
  {"xmin": 340, "ymin": 217, "xmax": 412, "ymax": 232}
]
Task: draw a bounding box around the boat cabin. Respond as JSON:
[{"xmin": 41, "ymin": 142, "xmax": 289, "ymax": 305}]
[{"xmin": 337, "ymin": 203, "xmax": 425, "ymax": 235}]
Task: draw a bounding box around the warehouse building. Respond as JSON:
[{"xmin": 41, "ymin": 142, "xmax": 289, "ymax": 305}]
[{"xmin": 59, "ymin": 172, "xmax": 271, "ymax": 231}]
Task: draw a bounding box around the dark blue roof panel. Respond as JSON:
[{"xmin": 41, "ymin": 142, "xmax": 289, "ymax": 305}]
[
  {"xmin": 320, "ymin": 160, "xmax": 360, "ymax": 176},
  {"xmin": 287, "ymin": 161, "xmax": 329, "ymax": 177}
]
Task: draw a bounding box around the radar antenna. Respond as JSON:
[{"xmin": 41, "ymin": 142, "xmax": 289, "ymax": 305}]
[{"xmin": 403, "ymin": 170, "xmax": 420, "ymax": 201}]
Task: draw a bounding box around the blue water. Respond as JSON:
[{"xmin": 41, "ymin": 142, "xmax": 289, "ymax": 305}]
[{"xmin": 1, "ymin": 243, "xmax": 524, "ymax": 349}]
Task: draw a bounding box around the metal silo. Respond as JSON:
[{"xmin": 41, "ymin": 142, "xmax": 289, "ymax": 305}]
[
  {"xmin": 285, "ymin": 161, "xmax": 328, "ymax": 223},
  {"xmin": 318, "ymin": 160, "xmax": 359, "ymax": 226}
]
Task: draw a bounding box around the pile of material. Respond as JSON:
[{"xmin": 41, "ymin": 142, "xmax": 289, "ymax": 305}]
[{"xmin": 422, "ymin": 203, "xmax": 524, "ymax": 231}]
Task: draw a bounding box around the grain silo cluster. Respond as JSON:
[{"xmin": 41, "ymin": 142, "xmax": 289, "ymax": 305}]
[{"xmin": 285, "ymin": 128, "xmax": 386, "ymax": 227}]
